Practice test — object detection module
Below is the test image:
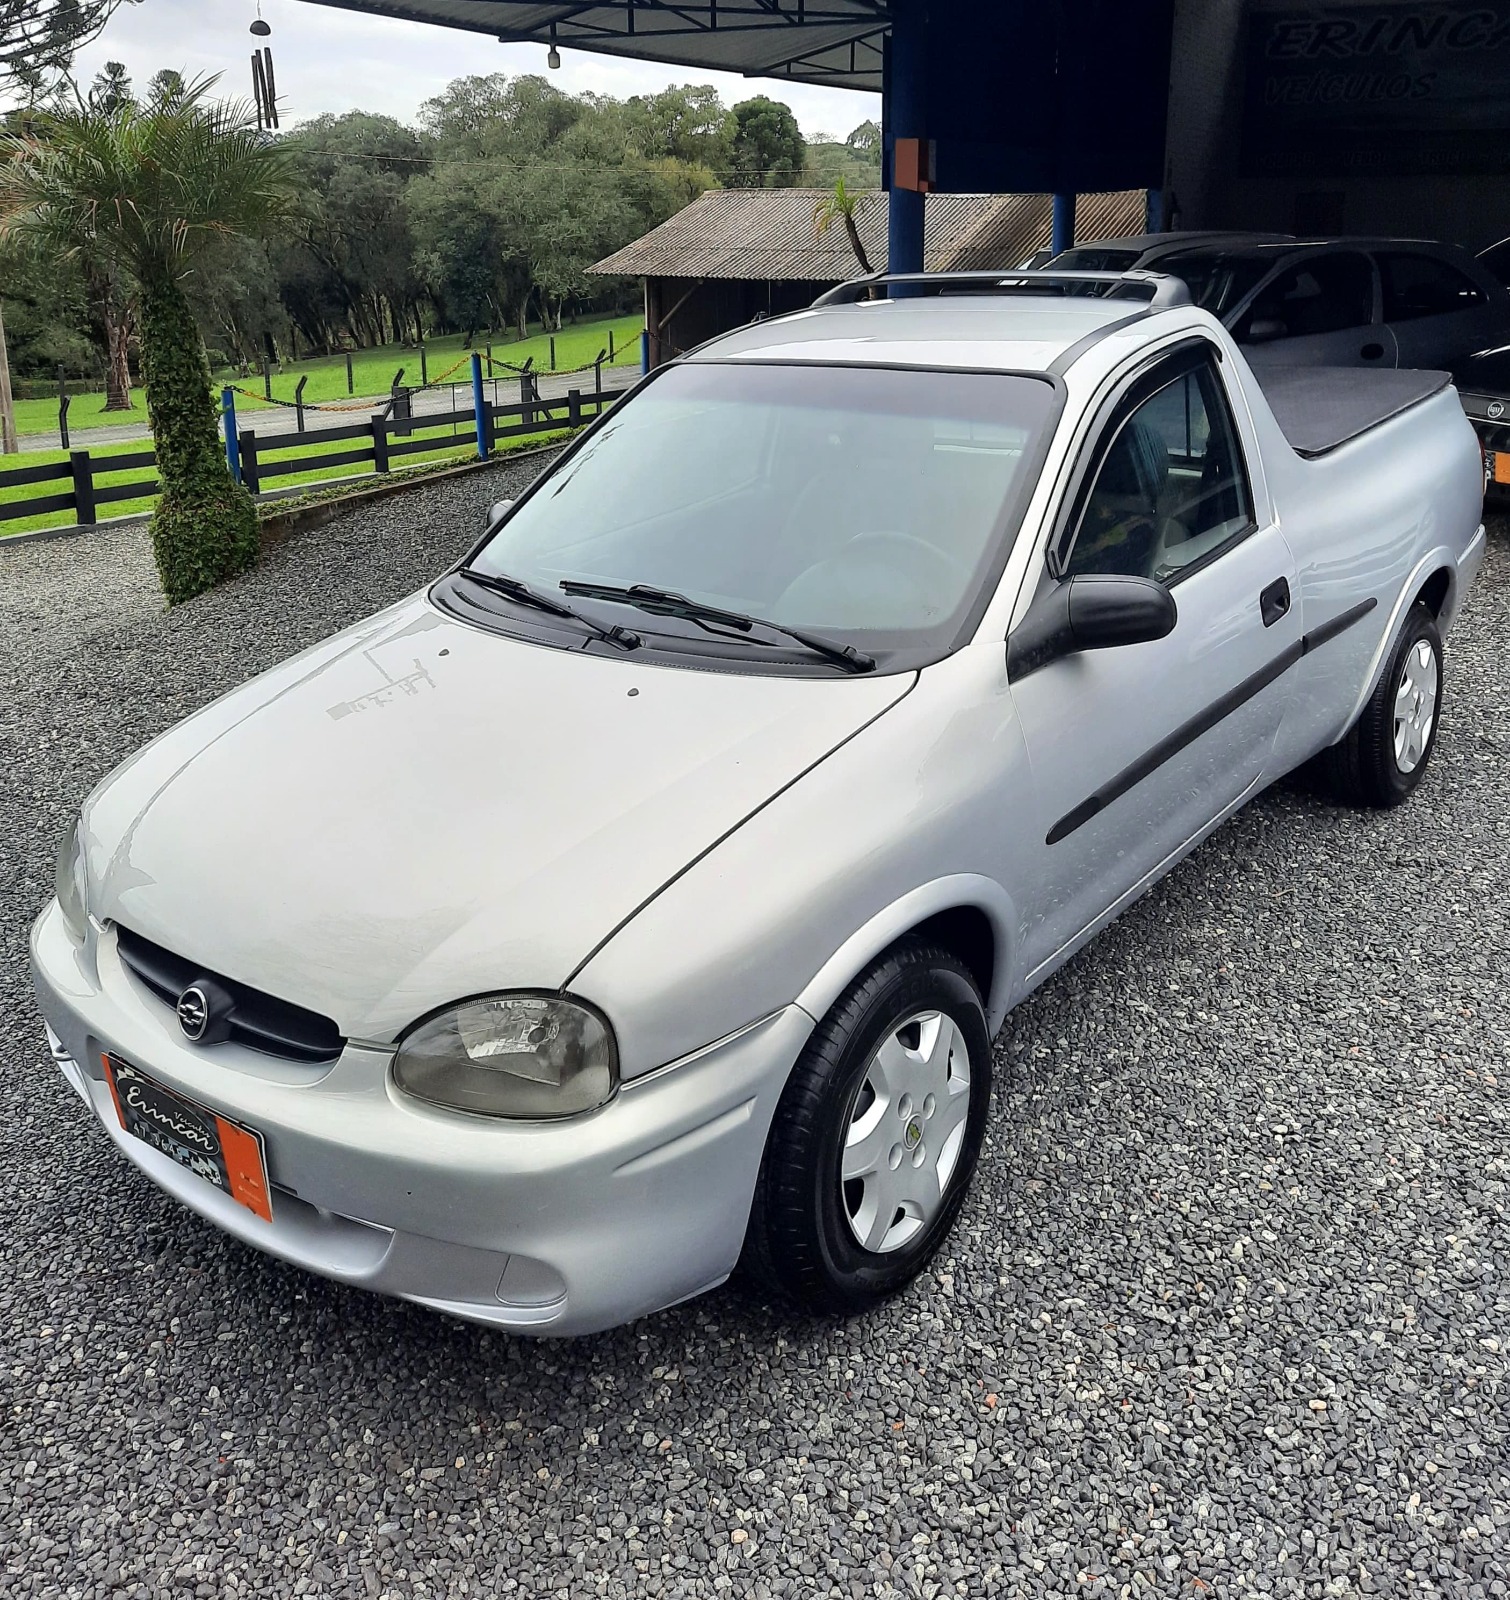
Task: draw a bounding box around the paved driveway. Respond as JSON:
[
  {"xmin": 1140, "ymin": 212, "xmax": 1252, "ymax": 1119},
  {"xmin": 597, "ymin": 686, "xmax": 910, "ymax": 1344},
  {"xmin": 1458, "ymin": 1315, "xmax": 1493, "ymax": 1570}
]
[{"xmin": 2, "ymin": 477, "xmax": 1506, "ymax": 1599}]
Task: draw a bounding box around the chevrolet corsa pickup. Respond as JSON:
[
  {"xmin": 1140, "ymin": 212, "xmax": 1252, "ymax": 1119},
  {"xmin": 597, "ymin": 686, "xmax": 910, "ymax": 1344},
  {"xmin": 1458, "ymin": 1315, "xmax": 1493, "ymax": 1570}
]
[{"xmin": 32, "ymin": 272, "xmax": 1486, "ymax": 1335}]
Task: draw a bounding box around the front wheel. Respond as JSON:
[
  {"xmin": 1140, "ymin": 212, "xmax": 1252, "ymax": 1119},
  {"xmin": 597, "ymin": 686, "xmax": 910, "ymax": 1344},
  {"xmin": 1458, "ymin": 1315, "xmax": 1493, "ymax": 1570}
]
[
  {"xmin": 741, "ymin": 942, "xmax": 992, "ymax": 1316},
  {"xmin": 1320, "ymin": 602, "xmax": 1443, "ymax": 808}
]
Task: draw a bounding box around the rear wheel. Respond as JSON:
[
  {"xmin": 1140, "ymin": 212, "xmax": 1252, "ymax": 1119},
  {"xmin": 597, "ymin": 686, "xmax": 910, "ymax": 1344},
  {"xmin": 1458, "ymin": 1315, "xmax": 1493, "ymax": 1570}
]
[
  {"xmin": 742, "ymin": 942, "xmax": 992, "ymax": 1316},
  {"xmin": 1320, "ymin": 602, "xmax": 1442, "ymax": 808}
]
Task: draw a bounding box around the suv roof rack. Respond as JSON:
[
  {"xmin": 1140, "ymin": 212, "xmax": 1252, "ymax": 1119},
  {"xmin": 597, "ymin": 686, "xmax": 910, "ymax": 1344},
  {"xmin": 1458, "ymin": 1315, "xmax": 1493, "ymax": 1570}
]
[{"xmin": 811, "ymin": 270, "xmax": 1192, "ymax": 309}]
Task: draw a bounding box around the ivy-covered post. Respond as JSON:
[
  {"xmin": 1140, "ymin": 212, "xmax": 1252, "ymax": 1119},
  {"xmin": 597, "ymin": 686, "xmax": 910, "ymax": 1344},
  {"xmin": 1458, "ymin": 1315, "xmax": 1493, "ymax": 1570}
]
[{"xmin": 142, "ymin": 280, "xmax": 259, "ymax": 603}]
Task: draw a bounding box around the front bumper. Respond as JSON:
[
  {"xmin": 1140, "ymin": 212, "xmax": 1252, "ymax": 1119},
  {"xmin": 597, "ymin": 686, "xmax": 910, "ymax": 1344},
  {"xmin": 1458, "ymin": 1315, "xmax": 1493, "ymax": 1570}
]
[{"xmin": 31, "ymin": 901, "xmax": 812, "ymax": 1335}]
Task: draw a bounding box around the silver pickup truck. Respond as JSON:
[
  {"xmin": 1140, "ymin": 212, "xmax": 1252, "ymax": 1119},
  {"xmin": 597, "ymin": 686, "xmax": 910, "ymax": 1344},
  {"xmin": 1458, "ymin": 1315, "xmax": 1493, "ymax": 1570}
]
[{"xmin": 32, "ymin": 272, "xmax": 1487, "ymax": 1336}]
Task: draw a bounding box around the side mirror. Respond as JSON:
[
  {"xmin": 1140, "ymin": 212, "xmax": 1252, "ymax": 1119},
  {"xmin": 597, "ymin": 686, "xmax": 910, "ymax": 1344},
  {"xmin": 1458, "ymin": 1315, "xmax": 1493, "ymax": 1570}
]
[
  {"xmin": 1007, "ymin": 574, "xmax": 1177, "ymax": 681},
  {"xmin": 485, "ymin": 498, "xmax": 515, "ymax": 532},
  {"xmin": 1245, "ymin": 316, "xmax": 1287, "ymax": 344}
]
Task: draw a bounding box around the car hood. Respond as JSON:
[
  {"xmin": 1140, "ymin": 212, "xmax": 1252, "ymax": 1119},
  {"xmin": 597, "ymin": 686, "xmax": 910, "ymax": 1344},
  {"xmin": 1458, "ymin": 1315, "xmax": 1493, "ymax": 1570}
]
[{"xmin": 85, "ymin": 594, "xmax": 913, "ymax": 1043}]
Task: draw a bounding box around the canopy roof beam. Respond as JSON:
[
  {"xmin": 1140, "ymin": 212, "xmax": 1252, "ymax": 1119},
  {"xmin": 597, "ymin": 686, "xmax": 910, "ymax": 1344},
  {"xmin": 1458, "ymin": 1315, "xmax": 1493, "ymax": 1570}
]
[{"xmin": 299, "ymin": 0, "xmax": 891, "ymax": 88}]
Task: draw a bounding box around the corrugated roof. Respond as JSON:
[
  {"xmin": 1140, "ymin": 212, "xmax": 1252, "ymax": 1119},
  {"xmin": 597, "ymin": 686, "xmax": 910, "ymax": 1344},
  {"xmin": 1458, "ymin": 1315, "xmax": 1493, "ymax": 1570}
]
[
  {"xmin": 591, "ymin": 188, "xmax": 1148, "ymax": 282},
  {"xmin": 944, "ymin": 190, "xmax": 1150, "ymax": 270}
]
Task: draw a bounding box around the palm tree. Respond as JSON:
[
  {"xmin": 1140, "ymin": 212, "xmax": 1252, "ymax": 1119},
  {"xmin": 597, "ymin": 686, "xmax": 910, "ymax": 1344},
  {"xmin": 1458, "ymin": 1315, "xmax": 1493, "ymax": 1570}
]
[
  {"xmin": 814, "ymin": 177, "xmax": 874, "ymax": 277},
  {"xmin": 0, "ymin": 76, "xmax": 297, "ymax": 601}
]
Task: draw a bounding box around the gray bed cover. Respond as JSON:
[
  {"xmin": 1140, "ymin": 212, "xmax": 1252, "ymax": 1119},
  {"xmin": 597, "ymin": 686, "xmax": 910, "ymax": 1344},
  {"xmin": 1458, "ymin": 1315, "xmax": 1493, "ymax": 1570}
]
[{"xmin": 1251, "ymin": 365, "xmax": 1452, "ymax": 459}]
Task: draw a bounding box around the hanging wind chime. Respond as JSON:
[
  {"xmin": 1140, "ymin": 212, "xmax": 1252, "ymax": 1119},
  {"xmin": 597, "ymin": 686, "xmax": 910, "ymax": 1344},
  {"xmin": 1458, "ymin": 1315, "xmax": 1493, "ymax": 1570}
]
[{"xmin": 250, "ymin": 4, "xmax": 279, "ymax": 130}]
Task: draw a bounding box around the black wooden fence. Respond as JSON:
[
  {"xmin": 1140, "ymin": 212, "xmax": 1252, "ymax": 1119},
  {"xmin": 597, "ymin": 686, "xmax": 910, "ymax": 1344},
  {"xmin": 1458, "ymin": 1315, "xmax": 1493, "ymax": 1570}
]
[{"xmin": 0, "ymin": 379, "xmax": 627, "ymax": 535}]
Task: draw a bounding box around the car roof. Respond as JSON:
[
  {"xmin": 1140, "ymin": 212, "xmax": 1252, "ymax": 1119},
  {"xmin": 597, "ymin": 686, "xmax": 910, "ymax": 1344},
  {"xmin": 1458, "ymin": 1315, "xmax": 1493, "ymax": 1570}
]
[
  {"xmin": 687, "ymin": 295, "xmax": 1162, "ymax": 376},
  {"xmin": 1159, "ymin": 236, "xmax": 1472, "ymax": 261},
  {"xmin": 1057, "ymin": 231, "xmax": 1291, "ymax": 256}
]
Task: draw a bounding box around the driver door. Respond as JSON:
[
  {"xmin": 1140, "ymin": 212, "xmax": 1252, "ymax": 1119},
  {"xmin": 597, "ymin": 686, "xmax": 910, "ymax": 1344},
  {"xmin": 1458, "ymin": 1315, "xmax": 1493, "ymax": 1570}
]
[{"xmin": 1008, "ymin": 341, "xmax": 1301, "ymax": 979}]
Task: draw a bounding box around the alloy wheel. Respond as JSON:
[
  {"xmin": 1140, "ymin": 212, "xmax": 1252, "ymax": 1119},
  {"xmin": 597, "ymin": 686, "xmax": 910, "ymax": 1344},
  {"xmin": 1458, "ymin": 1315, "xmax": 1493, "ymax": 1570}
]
[
  {"xmin": 840, "ymin": 1010, "xmax": 972, "ymax": 1254},
  {"xmin": 1393, "ymin": 638, "xmax": 1439, "ymax": 775}
]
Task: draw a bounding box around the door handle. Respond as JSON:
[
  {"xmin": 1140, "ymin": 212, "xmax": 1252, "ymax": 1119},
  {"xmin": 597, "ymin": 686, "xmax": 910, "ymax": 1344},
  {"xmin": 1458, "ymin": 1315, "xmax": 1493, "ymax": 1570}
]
[
  {"xmin": 1260, "ymin": 576, "xmax": 1291, "ymax": 628},
  {"xmin": 1361, "ymin": 342, "xmax": 1386, "ymax": 361}
]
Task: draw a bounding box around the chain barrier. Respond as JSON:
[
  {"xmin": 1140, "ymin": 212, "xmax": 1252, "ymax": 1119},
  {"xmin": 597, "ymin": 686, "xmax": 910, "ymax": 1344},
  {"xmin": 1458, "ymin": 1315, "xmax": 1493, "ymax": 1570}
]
[{"xmin": 227, "ymin": 345, "xmax": 638, "ymax": 417}]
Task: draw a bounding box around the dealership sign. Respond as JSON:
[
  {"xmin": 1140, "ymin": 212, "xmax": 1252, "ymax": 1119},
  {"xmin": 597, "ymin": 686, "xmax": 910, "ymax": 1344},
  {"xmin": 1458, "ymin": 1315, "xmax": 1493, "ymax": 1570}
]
[{"xmin": 1243, "ymin": 3, "xmax": 1510, "ymax": 175}]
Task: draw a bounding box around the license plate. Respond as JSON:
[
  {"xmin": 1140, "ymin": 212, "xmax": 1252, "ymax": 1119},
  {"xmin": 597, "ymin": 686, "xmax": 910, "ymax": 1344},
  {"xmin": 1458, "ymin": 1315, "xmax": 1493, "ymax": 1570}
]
[
  {"xmin": 1490, "ymin": 450, "xmax": 1510, "ymax": 486},
  {"xmin": 103, "ymin": 1055, "xmax": 272, "ymax": 1221}
]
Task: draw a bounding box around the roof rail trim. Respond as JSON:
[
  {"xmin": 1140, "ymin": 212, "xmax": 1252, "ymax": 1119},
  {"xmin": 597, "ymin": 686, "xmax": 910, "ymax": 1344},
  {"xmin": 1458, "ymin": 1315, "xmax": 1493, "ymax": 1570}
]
[
  {"xmin": 1045, "ymin": 308, "xmax": 1158, "ymax": 378},
  {"xmin": 811, "ymin": 270, "xmax": 1193, "ymax": 309}
]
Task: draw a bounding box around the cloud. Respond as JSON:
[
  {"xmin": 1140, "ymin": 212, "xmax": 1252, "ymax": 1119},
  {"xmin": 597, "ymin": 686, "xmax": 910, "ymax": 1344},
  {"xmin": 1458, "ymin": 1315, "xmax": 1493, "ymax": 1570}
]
[{"xmin": 57, "ymin": 0, "xmax": 879, "ymax": 139}]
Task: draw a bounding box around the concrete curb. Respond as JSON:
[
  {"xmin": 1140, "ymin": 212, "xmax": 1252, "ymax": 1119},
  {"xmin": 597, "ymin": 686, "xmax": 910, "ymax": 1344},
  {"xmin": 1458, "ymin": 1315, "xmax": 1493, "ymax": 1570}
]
[{"xmin": 256, "ymin": 446, "xmax": 564, "ymax": 548}]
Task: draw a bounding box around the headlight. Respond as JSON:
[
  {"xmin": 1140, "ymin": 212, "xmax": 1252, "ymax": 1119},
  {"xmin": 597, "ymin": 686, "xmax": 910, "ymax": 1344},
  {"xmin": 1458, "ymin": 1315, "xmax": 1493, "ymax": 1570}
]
[
  {"xmin": 394, "ymin": 993, "xmax": 618, "ymax": 1119},
  {"xmin": 55, "ymin": 818, "xmax": 87, "ymax": 941}
]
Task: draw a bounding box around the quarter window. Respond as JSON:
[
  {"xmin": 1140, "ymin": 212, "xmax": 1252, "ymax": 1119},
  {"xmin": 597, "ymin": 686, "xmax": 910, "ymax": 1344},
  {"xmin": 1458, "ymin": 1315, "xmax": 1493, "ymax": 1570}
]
[
  {"xmin": 1239, "ymin": 253, "xmax": 1374, "ymax": 341},
  {"xmin": 1064, "ymin": 360, "xmax": 1254, "ymax": 583},
  {"xmin": 1378, "ymin": 253, "xmax": 1486, "ymax": 321}
]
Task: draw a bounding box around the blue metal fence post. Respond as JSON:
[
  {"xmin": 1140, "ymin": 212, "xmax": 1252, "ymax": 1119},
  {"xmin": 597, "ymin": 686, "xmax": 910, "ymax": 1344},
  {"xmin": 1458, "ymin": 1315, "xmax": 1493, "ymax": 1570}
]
[
  {"xmin": 471, "ymin": 352, "xmax": 489, "ymax": 460},
  {"xmin": 222, "ymin": 387, "xmax": 241, "ymax": 484},
  {"xmin": 640, "ymin": 329, "xmax": 650, "ymax": 373},
  {"xmin": 1052, "ymin": 193, "xmax": 1077, "ymax": 258}
]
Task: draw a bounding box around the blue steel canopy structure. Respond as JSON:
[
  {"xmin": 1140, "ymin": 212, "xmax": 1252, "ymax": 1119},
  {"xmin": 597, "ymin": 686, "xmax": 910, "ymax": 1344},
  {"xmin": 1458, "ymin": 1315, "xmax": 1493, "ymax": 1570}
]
[
  {"xmin": 299, "ymin": 1, "xmax": 1175, "ymax": 272},
  {"xmin": 298, "ymin": 1, "xmax": 889, "ymax": 89}
]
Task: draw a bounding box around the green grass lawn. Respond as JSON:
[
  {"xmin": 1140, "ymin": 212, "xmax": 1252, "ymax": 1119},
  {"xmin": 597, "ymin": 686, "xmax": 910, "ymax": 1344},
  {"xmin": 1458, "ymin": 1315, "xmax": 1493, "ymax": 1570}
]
[
  {"xmin": 11, "ymin": 313, "xmax": 644, "ymax": 437},
  {"xmin": 0, "ymin": 415, "xmax": 582, "ymax": 539}
]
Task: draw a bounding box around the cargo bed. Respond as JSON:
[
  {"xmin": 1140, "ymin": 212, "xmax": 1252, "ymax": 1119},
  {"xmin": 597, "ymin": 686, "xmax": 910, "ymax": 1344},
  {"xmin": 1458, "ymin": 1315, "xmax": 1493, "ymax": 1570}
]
[{"xmin": 1252, "ymin": 366, "xmax": 1452, "ymax": 459}]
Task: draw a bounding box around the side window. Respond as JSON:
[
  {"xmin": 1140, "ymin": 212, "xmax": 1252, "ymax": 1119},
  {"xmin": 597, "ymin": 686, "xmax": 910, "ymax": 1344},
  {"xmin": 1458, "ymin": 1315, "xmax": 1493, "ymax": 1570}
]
[
  {"xmin": 1239, "ymin": 253, "xmax": 1374, "ymax": 341},
  {"xmin": 1379, "ymin": 253, "xmax": 1486, "ymax": 321},
  {"xmin": 1064, "ymin": 360, "xmax": 1254, "ymax": 583}
]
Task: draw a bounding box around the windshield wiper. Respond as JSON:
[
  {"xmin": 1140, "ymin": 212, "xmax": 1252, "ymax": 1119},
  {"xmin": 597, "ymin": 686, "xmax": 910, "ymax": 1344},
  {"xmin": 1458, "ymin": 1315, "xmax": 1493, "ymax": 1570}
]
[
  {"xmin": 559, "ymin": 581, "xmax": 875, "ymax": 674},
  {"xmin": 458, "ymin": 567, "xmax": 641, "ymax": 651}
]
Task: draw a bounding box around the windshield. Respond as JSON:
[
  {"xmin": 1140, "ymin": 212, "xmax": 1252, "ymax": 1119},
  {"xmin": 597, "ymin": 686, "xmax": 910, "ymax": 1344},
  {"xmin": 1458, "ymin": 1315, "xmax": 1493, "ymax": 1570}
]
[
  {"xmin": 469, "ymin": 361, "xmax": 1057, "ymax": 666},
  {"xmin": 1156, "ymin": 251, "xmax": 1274, "ymax": 317}
]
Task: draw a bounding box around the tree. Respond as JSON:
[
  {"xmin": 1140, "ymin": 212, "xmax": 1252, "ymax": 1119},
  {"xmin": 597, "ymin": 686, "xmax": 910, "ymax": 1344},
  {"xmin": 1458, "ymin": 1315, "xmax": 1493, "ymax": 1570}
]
[
  {"xmin": 147, "ymin": 68, "xmax": 186, "ymax": 111},
  {"xmin": 280, "ymin": 112, "xmax": 426, "ymax": 351},
  {"xmin": 729, "ymin": 96, "xmax": 805, "ymax": 188},
  {"xmin": 616, "ymin": 84, "xmax": 734, "ymax": 171},
  {"xmin": 419, "ymin": 73, "xmax": 581, "ymax": 159},
  {"xmin": 88, "ymin": 59, "xmax": 132, "ymax": 113},
  {"xmin": 411, "ymin": 74, "xmax": 719, "ymax": 344},
  {"xmin": 814, "ymin": 178, "xmax": 873, "ymax": 276},
  {"xmin": 0, "ymin": 76, "xmax": 298, "ymax": 602},
  {"xmin": 0, "ymin": 232, "xmax": 93, "ymax": 375},
  {"xmin": 2, "ymin": 0, "xmax": 134, "ymax": 98}
]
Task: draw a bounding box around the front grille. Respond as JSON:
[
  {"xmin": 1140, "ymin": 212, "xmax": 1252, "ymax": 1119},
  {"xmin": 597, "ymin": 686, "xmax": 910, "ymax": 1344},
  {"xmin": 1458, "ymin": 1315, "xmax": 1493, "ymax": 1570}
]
[{"xmin": 115, "ymin": 925, "xmax": 345, "ymax": 1063}]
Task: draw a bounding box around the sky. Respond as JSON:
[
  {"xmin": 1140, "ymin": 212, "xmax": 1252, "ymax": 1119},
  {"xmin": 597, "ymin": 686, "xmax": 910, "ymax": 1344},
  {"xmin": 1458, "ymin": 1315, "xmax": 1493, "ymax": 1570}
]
[{"xmin": 62, "ymin": 0, "xmax": 882, "ymax": 139}]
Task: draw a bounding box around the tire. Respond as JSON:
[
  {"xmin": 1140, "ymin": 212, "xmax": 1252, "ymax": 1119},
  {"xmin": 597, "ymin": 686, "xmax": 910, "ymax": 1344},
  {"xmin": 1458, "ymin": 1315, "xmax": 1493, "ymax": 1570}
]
[
  {"xmin": 1319, "ymin": 602, "xmax": 1443, "ymax": 809},
  {"xmin": 741, "ymin": 941, "xmax": 993, "ymax": 1316}
]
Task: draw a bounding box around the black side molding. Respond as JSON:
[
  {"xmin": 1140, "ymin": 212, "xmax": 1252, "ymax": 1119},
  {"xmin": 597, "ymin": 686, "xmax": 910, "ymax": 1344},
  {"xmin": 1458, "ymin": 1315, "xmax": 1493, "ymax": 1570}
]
[{"xmin": 1046, "ymin": 596, "xmax": 1378, "ymax": 845}]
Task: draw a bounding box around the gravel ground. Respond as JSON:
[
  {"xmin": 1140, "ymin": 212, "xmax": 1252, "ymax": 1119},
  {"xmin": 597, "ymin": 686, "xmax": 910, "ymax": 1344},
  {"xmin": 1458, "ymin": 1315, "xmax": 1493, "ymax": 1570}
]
[{"xmin": 1, "ymin": 474, "xmax": 1506, "ymax": 1599}]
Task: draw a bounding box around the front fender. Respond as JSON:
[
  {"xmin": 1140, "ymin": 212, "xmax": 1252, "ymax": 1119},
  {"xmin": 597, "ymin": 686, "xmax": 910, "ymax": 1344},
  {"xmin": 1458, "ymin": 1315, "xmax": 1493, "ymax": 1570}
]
[
  {"xmin": 794, "ymin": 874, "xmax": 1019, "ymax": 1038},
  {"xmin": 569, "ymin": 642, "xmax": 1036, "ymax": 1079}
]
